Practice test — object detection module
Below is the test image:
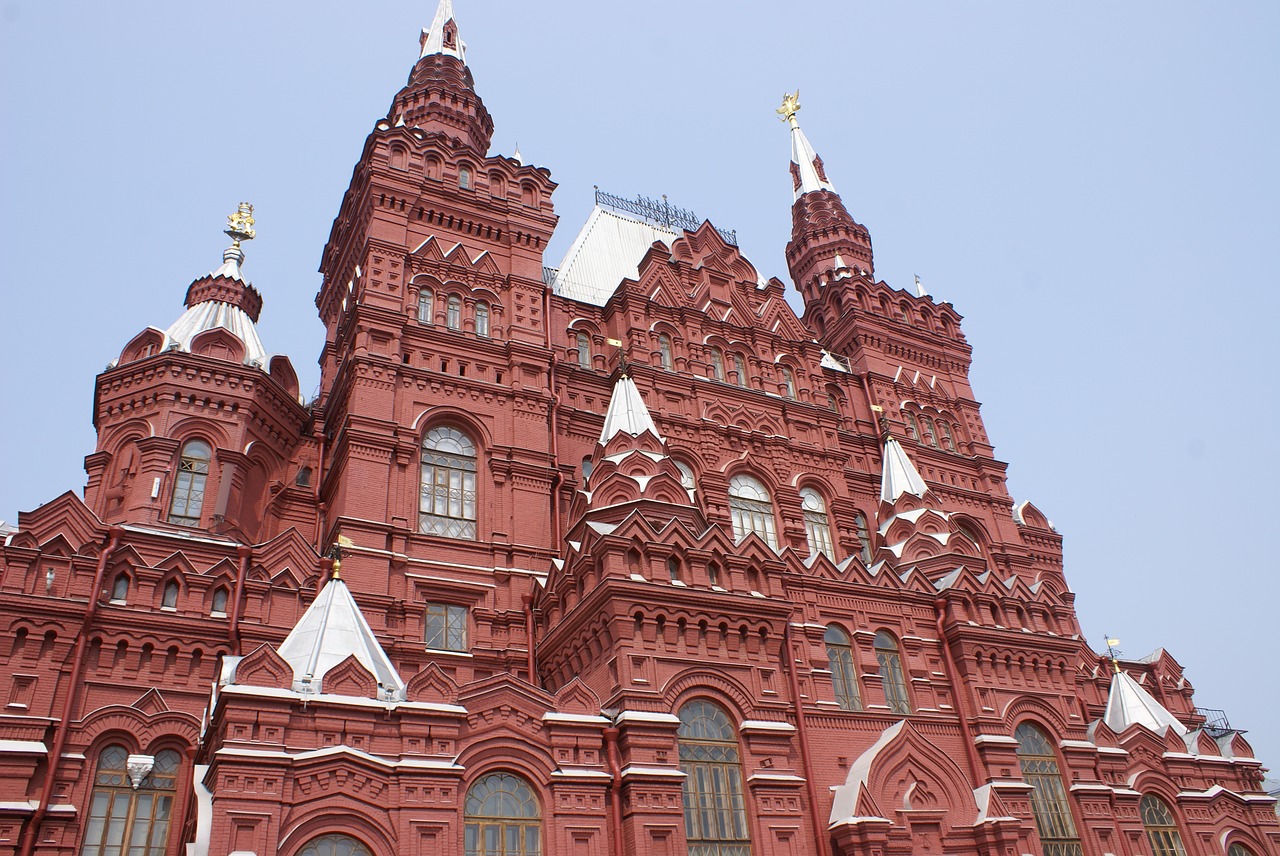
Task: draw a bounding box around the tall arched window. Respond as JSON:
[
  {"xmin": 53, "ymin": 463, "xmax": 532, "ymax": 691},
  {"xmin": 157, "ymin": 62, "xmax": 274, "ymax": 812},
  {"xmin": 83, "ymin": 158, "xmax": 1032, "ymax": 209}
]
[
  {"xmin": 799, "ymin": 487, "xmax": 834, "ymax": 557},
  {"xmin": 904, "ymin": 412, "xmax": 921, "ymax": 443},
  {"xmin": 168, "ymin": 440, "xmax": 211, "ymax": 526},
  {"xmin": 459, "ymin": 165, "xmax": 472, "ymax": 190},
  {"xmin": 1140, "ymin": 795, "xmax": 1187, "ymax": 856},
  {"xmin": 731, "ymin": 353, "xmax": 748, "ymax": 387},
  {"xmin": 464, "ymin": 773, "xmax": 541, "ymax": 856},
  {"xmin": 1015, "ymin": 723, "xmax": 1084, "ymax": 856},
  {"xmin": 210, "ymin": 587, "xmax": 229, "ymax": 616},
  {"xmin": 297, "ymin": 835, "xmax": 371, "ymax": 856},
  {"xmin": 825, "ymin": 625, "xmax": 861, "ymax": 711},
  {"xmin": 1228, "ymin": 844, "xmax": 1257, "ymax": 856},
  {"xmin": 874, "ymin": 631, "xmax": 911, "ymax": 714},
  {"xmin": 447, "ymin": 296, "xmax": 462, "ymax": 330},
  {"xmin": 674, "ymin": 460, "xmax": 696, "ymax": 494},
  {"xmin": 780, "ymin": 366, "xmax": 797, "ymax": 399},
  {"xmin": 576, "ymin": 332, "xmax": 591, "ymax": 368},
  {"xmin": 678, "ymin": 700, "xmax": 751, "ymax": 856},
  {"xmin": 920, "ymin": 415, "xmax": 938, "ymax": 447},
  {"xmin": 939, "ymin": 421, "xmax": 956, "ymax": 451},
  {"xmin": 728, "ymin": 475, "xmax": 777, "ymax": 549},
  {"xmin": 475, "ymin": 302, "xmax": 490, "ymax": 337},
  {"xmin": 708, "ymin": 347, "xmax": 725, "ymax": 381},
  {"xmin": 81, "ymin": 744, "xmax": 182, "ymax": 856},
  {"xmin": 417, "ymin": 289, "xmax": 433, "ymax": 324},
  {"xmin": 420, "ymin": 426, "xmax": 478, "ymax": 539},
  {"xmin": 854, "ymin": 512, "xmax": 873, "ymax": 565},
  {"xmin": 658, "ymin": 334, "xmax": 673, "ymax": 369}
]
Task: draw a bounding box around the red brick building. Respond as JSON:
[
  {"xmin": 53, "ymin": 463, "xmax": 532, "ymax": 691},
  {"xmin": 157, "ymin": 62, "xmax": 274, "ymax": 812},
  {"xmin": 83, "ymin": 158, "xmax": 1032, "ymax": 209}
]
[{"xmin": 1, "ymin": 4, "xmax": 1275, "ymax": 856}]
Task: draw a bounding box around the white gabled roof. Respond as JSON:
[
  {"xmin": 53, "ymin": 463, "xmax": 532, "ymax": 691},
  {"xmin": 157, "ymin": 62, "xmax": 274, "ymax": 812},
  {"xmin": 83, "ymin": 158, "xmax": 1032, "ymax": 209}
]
[
  {"xmin": 599, "ymin": 374, "xmax": 663, "ymax": 444},
  {"xmin": 420, "ymin": 0, "xmax": 465, "ymax": 61},
  {"xmin": 1104, "ymin": 669, "xmax": 1187, "ymax": 736},
  {"xmin": 880, "ymin": 437, "xmax": 929, "ymax": 503},
  {"xmin": 551, "ymin": 206, "xmax": 680, "ymax": 306},
  {"xmin": 276, "ymin": 576, "xmax": 406, "ymax": 700}
]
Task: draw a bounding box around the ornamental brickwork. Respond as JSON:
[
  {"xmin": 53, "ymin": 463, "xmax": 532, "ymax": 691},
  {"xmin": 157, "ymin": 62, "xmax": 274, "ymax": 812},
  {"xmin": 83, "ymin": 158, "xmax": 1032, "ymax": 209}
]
[{"xmin": 0, "ymin": 5, "xmax": 1275, "ymax": 856}]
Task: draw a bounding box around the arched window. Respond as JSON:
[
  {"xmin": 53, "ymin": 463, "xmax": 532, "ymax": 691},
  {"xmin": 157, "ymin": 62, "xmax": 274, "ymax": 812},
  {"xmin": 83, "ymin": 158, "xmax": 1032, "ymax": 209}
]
[
  {"xmin": 1015, "ymin": 723, "xmax": 1083, "ymax": 856},
  {"xmin": 210, "ymin": 588, "xmax": 229, "ymax": 616},
  {"xmin": 161, "ymin": 581, "xmax": 178, "ymax": 610},
  {"xmin": 110, "ymin": 575, "xmax": 129, "ymax": 603},
  {"xmin": 674, "ymin": 460, "xmax": 696, "ymax": 494},
  {"xmin": 417, "ymin": 289, "xmax": 433, "ymax": 324},
  {"xmin": 678, "ymin": 700, "xmax": 751, "ymax": 856},
  {"xmin": 581, "ymin": 456, "xmax": 593, "ymax": 482},
  {"xmin": 728, "ymin": 475, "xmax": 777, "ymax": 549},
  {"xmin": 297, "ymin": 835, "xmax": 371, "ymax": 856},
  {"xmin": 168, "ymin": 440, "xmax": 211, "ymax": 526},
  {"xmin": 295, "ymin": 466, "xmax": 313, "ymax": 487},
  {"xmin": 464, "ymin": 773, "xmax": 541, "ymax": 856},
  {"xmin": 825, "ymin": 625, "xmax": 861, "ymax": 711},
  {"xmin": 1228, "ymin": 845, "xmax": 1257, "ymax": 856},
  {"xmin": 939, "ymin": 421, "xmax": 955, "ymax": 451},
  {"xmin": 475, "ymin": 301, "xmax": 490, "ymax": 337},
  {"xmin": 799, "ymin": 487, "xmax": 834, "ymax": 557},
  {"xmin": 854, "ymin": 512, "xmax": 873, "ymax": 565},
  {"xmin": 780, "ymin": 366, "xmax": 797, "ymax": 399},
  {"xmin": 1140, "ymin": 795, "xmax": 1187, "ymax": 856},
  {"xmin": 920, "ymin": 415, "xmax": 938, "ymax": 447},
  {"xmin": 658, "ymin": 334, "xmax": 673, "ymax": 369},
  {"xmin": 708, "ymin": 347, "xmax": 725, "ymax": 381},
  {"xmin": 903, "ymin": 412, "xmax": 921, "ymax": 443},
  {"xmin": 874, "ymin": 631, "xmax": 911, "ymax": 714},
  {"xmin": 447, "ymin": 296, "xmax": 462, "ymax": 330},
  {"xmin": 731, "ymin": 353, "xmax": 748, "ymax": 387},
  {"xmin": 420, "ymin": 426, "xmax": 478, "ymax": 539},
  {"xmin": 459, "ymin": 165, "xmax": 472, "ymax": 190},
  {"xmin": 576, "ymin": 332, "xmax": 591, "ymax": 368},
  {"xmin": 81, "ymin": 744, "xmax": 182, "ymax": 856}
]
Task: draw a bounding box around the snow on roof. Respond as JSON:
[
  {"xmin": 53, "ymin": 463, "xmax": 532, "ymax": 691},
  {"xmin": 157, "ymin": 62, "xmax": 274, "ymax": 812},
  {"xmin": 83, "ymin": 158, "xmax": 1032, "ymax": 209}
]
[
  {"xmin": 599, "ymin": 374, "xmax": 663, "ymax": 444},
  {"xmin": 880, "ymin": 437, "xmax": 929, "ymax": 504},
  {"xmin": 550, "ymin": 206, "xmax": 680, "ymax": 306},
  {"xmin": 1104, "ymin": 669, "xmax": 1187, "ymax": 736},
  {"xmin": 276, "ymin": 576, "xmax": 406, "ymax": 700}
]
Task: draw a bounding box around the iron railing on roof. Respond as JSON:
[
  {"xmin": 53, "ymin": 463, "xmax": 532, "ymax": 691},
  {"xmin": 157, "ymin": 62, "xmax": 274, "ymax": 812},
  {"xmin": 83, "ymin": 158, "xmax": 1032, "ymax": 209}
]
[
  {"xmin": 1195, "ymin": 707, "xmax": 1233, "ymax": 735},
  {"xmin": 594, "ymin": 188, "xmax": 738, "ymax": 246}
]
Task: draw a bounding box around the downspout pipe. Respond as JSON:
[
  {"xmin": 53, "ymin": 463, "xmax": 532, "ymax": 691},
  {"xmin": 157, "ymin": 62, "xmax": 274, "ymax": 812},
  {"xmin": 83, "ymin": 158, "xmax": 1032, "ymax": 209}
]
[
  {"xmin": 20, "ymin": 526, "xmax": 123, "ymax": 856},
  {"xmin": 543, "ymin": 287, "xmax": 563, "ymax": 547},
  {"xmin": 521, "ymin": 594, "xmax": 537, "ymax": 686},
  {"xmin": 228, "ymin": 545, "xmax": 252, "ymax": 655},
  {"xmin": 783, "ymin": 622, "xmax": 831, "ymax": 856},
  {"xmin": 934, "ymin": 598, "xmax": 984, "ymax": 785},
  {"xmin": 603, "ymin": 726, "xmax": 625, "ymax": 856}
]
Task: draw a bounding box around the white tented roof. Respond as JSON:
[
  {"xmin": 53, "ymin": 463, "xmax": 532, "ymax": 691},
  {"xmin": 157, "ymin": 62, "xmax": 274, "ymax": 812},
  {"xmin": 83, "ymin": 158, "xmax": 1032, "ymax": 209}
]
[
  {"xmin": 164, "ymin": 300, "xmax": 268, "ymax": 365},
  {"xmin": 276, "ymin": 576, "xmax": 406, "ymax": 700},
  {"xmin": 790, "ymin": 122, "xmax": 836, "ymax": 202},
  {"xmin": 420, "ymin": 0, "xmax": 465, "ymax": 61},
  {"xmin": 880, "ymin": 437, "xmax": 929, "ymax": 503},
  {"xmin": 550, "ymin": 206, "xmax": 680, "ymax": 306},
  {"xmin": 1103, "ymin": 669, "xmax": 1187, "ymax": 736},
  {"xmin": 599, "ymin": 374, "xmax": 663, "ymax": 444}
]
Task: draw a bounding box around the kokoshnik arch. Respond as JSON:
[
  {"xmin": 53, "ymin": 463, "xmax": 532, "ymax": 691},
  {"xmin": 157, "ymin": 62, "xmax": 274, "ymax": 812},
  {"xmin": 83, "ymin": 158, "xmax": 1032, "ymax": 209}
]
[{"xmin": 0, "ymin": 3, "xmax": 1275, "ymax": 855}]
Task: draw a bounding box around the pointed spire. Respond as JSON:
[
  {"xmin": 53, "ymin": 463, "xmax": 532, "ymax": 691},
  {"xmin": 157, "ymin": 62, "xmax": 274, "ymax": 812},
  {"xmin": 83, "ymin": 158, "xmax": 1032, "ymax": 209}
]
[
  {"xmin": 880, "ymin": 436, "xmax": 929, "ymax": 503},
  {"xmin": 512, "ymin": 142, "xmax": 523, "ymax": 165},
  {"xmin": 1103, "ymin": 668, "xmax": 1187, "ymax": 736},
  {"xmin": 778, "ymin": 91, "xmax": 836, "ymax": 202},
  {"xmin": 276, "ymin": 575, "xmax": 406, "ymax": 700},
  {"xmin": 599, "ymin": 373, "xmax": 663, "ymax": 444},
  {"xmin": 420, "ymin": 0, "xmax": 465, "ymax": 61}
]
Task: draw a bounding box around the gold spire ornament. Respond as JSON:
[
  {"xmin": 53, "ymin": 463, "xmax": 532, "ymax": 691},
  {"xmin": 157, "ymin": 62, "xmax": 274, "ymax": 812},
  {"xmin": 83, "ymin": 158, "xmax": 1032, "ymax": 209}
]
[
  {"xmin": 776, "ymin": 90, "xmax": 802, "ymax": 129},
  {"xmin": 225, "ymin": 202, "xmax": 256, "ymax": 247}
]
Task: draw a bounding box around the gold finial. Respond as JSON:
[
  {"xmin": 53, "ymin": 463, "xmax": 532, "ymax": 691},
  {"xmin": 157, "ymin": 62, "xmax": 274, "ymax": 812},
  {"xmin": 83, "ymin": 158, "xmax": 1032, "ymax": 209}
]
[
  {"xmin": 776, "ymin": 90, "xmax": 802, "ymax": 129},
  {"xmin": 326, "ymin": 535, "xmax": 355, "ymax": 580},
  {"xmin": 225, "ymin": 202, "xmax": 256, "ymax": 247},
  {"xmin": 1105, "ymin": 636, "xmax": 1122, "ymax": 674}
]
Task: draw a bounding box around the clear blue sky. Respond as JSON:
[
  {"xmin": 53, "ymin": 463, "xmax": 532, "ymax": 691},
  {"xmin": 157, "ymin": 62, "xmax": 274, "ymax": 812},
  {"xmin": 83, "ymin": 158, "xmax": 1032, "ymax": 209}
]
[{"xmin": 2, "ymin": 3, "xmax": 1277, "ymax": 768}]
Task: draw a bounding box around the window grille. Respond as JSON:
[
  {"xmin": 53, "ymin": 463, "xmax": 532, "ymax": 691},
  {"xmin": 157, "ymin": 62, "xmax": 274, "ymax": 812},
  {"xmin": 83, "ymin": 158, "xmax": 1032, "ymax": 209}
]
[
  {"xmin": 168, "ymin": 440, "xmax": 211, "ymax": 526},
  {"xmin": 800, "ymin": 488, "xmax": 834, "ymax": 557},
  {"xmin": 464, "ymin": 773, "xmax": 541, "ymax": 856},
  {"xmin": 1140, "ymin": 795, "xmax": 1187, "ymax": 856},
  {"xmin": 825, "ymin": 625, "xmax": 861, "ymax": 710},
  {"xmin": 80, "ymin": 745, "xmax": 181, "ymax": 856},
  {"xmin": 874, "ymin": 631, "xmax": 911, "ymax": 714},
  {"xmin": 426, "ymin": 603, "xmax": 468, "ymax": 651},
  {"xmin": 420, "ymin": 426, "xmax": 478, "ymax": 539},
  {"xmin": 1015, "ymin": 723, "xmax": 1084, "ymax": 856},
  {"xmin": 678, "ymin": 700, "xmax": 751, "ymax": 856},
  {"xmin": 728, "ymin": 475, "xmax": 777, "ymax": 549}
]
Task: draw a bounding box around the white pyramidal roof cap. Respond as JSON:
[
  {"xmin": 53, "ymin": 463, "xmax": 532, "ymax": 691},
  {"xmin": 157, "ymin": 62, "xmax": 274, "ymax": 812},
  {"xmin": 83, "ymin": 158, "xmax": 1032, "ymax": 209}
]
[
  {"xmin": 276, "ymin": 576, "xmax": 407, "ymax": 700},
  {"xmin": 880, "ymin": 437, "xmax": 929, "ymax": 503},
  {"xmin": 551, "ymin": 206, "xmax": 680, "ymax": 306},
  {"xmin": 420, "ymin": 0, "xmax": 465, "ymax": 61},
  {"xmin": 1104, "ymin": 669, "xmax": 1187, "ymax": 736},
  {"xmin": 599, "ymin": 374, "xmax": 663, "ymax": 444},
  {"xmin": 790, "ymin": 122, "xmax": 836, "ymax": 202},
  {"xmin": 164, "ymin": 300, "xmax": 268, "ymax": 365}
]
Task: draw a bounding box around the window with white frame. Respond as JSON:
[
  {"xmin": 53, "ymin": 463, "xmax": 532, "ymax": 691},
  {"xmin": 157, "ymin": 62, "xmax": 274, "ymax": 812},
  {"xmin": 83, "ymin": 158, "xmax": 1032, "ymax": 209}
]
[{"xmin": 728, "ymin": 474, "xmax": 777, "ymax": 549}]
